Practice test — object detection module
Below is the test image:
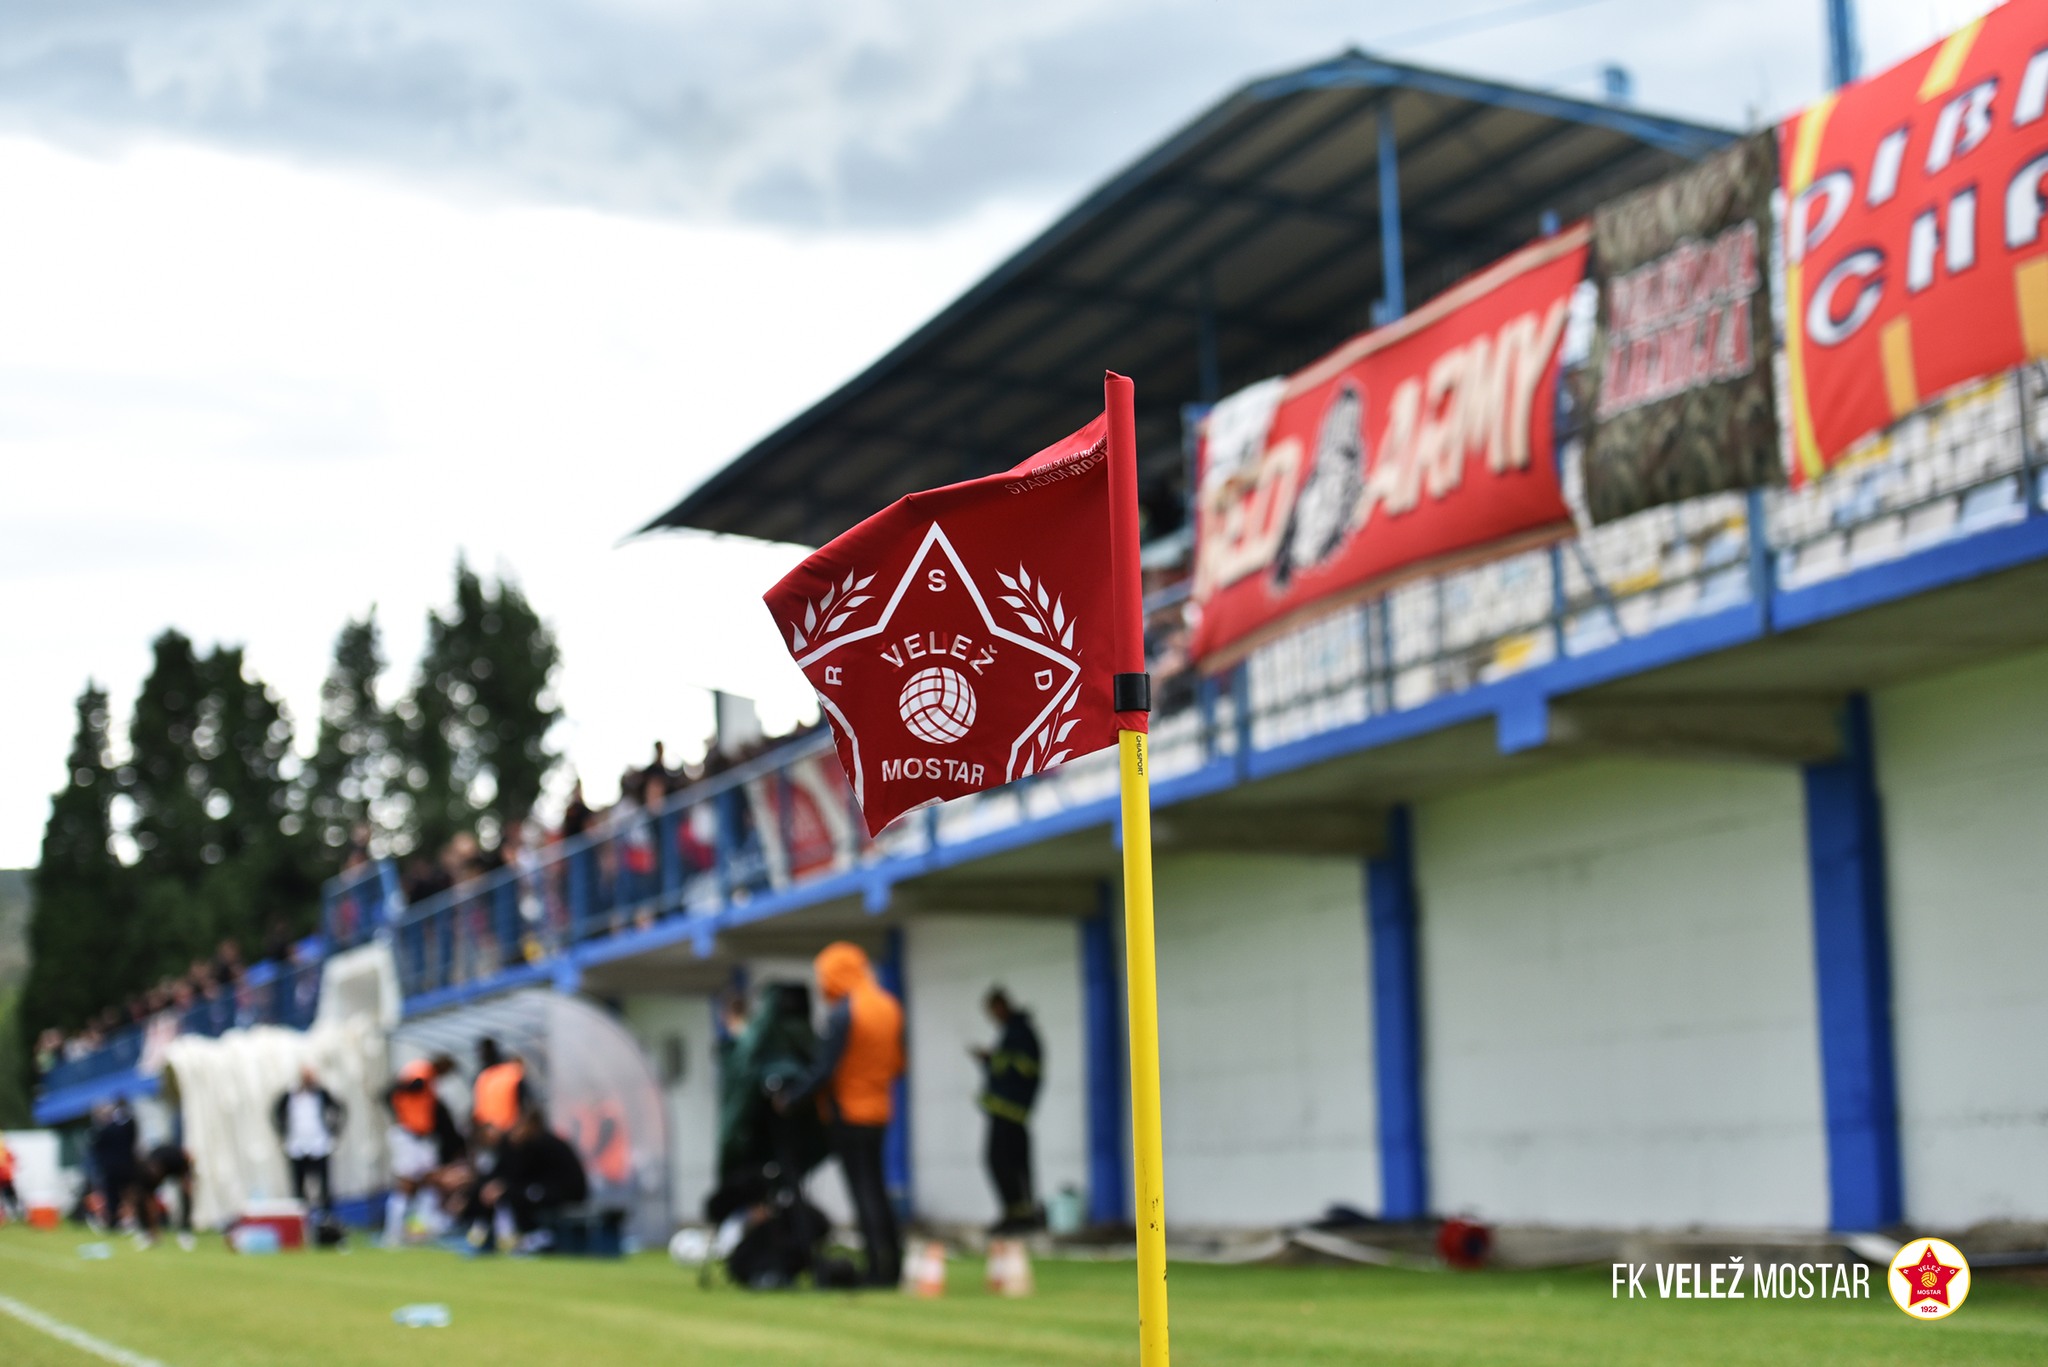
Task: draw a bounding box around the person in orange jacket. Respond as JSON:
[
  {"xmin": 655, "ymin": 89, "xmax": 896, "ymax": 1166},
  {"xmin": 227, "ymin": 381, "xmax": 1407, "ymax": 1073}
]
[
  {"xmin": 778, "ymin": 941, "xmax": 905, "ymax": 1287},
  {"xmin": 383, "ymin": 1052, "xmax": 463, "ymax": 1245},
  {"xmin": 0, "ymin": 1134, "xmax": 21, "ymax": 1223}
]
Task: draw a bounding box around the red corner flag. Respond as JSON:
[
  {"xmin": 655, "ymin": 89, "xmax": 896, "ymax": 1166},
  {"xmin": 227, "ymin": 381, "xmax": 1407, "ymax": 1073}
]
[{"xmin": 764, "ymin": 373, "xmax": 1146, "ymax": 836}]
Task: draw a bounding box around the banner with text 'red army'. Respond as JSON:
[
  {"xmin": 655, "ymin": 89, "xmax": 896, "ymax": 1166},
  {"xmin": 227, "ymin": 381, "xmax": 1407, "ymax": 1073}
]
[
  {"xmin": 1583, "ymin": 130, "xmax": 1781, "ymax": 523},
  {"xmin": 1189, "ymin": 229, "xmax": 1585, "ymax": 665},
  {"xmin": 1782, "ymin": 0, "xmax": 2048, "ymax": 481}
]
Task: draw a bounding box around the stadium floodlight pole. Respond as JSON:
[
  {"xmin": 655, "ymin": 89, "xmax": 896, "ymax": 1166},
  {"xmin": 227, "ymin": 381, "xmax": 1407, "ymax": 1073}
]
[{"xmin": 1104, "ymin": 370, "xmax": 1170, "ymax": 1366}]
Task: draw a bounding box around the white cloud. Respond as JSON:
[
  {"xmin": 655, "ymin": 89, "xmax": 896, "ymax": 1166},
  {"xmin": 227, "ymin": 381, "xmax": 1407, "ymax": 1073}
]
[
  {"xmin": 0, "ymin": 0, "xmax": 2000, "ymax": 228},
  {"xmin": 0, "ymin": 134, "xmax": 1047, "ymax": 863}
]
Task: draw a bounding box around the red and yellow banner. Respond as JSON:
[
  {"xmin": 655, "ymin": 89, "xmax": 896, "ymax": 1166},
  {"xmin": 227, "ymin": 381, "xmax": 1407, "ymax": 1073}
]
[
  {"xmin": 1189, "ymin": 230, "xmax": 1585, "ymax": 664},
  {"xmin": 1783, "ymin": 0, "xmax": 2048, "ymax": 481}
]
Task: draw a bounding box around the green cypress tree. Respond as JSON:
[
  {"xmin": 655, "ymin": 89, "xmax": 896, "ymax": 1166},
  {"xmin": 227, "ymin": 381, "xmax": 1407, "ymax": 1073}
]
[
  {"xmin": 123, "ymin": 632, "xmax": 323, "ymax": 971},
  {"xmin": 306, "ymin": 611, "xmax": 401, "ymax": 858},
  {"xmin": 21, "ymin": 684, "xmax": 135, "ymax": 1040},
  {"xmin": 194, "ymin": 645, "xmax": 323, "ymax": 949},
  {"xmin": 400, "ymin": 560, "xmax": 562, "ymax": 854}
]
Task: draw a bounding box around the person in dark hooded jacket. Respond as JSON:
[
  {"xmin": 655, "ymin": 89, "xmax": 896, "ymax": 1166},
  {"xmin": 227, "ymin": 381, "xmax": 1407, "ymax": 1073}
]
[
  {"xmin": 714, "ymin": 982, "xmax": 829, "ymax": 1191},
  {"xmin": 973, "ymin": 986, "xmax": 1043, "ymax": 1232}
]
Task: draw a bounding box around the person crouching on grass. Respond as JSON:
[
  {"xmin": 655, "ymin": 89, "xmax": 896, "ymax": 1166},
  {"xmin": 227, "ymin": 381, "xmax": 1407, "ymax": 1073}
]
[
  {"xmin": 458, "ymin": 1037, "xmax": 533, "ymax": 1252},
  {"xmin": 384, "ymin": 1052, "xmax": 466, "ymax": 1245},
  {"xmin": 140, "ymin": 1142, "xmax": 196, "ymax": 1249},
  {"xmin": 774, "ymin": 941, "xmax": 906, "ymax": 1288},
  {"xmin": 476, "ymin": 1107, "xmax": 590, "ymax": 1255}
]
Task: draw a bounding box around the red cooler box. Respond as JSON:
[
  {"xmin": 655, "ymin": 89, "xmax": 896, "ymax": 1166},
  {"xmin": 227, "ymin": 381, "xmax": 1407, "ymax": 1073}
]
[{"xmin": 230, "ymin": 1199, "xmax": 308, "ymax": 1252}]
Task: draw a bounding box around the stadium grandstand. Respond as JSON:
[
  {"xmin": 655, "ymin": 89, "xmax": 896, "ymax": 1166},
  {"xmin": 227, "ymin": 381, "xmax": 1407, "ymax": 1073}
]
[{"xmin": 37, "ymin": 42, "xmax": 2048, "ymax": 1247}]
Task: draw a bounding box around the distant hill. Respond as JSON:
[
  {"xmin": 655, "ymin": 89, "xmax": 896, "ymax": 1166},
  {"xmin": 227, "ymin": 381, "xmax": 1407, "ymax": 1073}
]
[{"xmin": 0, "ymin": 868, "xmax": 28, "ymax": 991}]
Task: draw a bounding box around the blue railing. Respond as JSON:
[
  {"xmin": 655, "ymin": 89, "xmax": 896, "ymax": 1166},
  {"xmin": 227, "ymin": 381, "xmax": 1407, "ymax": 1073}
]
[
  {"xmin": 377, "ymin": 733, "xmax": 854, "ymax": 999},
  {"xmin": 37, "ymin": 951, "xmax": 327, "ymax": 1096}
]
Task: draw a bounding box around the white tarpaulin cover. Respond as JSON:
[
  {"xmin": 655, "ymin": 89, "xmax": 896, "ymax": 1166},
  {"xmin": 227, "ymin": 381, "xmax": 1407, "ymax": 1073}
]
[{"xmin": 163, "ymin": 942, "xmax": 399, "ymax": 1230}]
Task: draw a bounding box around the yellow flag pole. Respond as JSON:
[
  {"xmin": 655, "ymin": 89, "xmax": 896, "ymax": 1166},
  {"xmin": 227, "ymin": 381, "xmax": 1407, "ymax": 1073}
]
[
  {"xmin": 1117, "ymin": 727, "xmax": 1170, "ymax": 1365},
  {"xmin": 1103, "ymin": 368, "xmax": 1168, "ymax": 1364}
]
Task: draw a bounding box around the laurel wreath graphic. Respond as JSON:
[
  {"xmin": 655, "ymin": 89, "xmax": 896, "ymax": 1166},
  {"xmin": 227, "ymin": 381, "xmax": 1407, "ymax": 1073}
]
[
  {"xmin": 997, "ymin": 564, "xmax": 1083, "ymax": 776},
  {"xmin": 788, "ymin": 568, "xmax": 877, "ymax": 653}
]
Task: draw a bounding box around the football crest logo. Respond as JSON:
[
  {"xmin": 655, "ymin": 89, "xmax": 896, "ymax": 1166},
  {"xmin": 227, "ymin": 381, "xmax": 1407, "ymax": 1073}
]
[
  {"xmin": 899, "ymin": 666, "xmax": 976, "ymax": 744},
  {"xmin": 780, "ymin": 523, "xmax": 1085, "ymax": 820},
  {"xmin": 1887, "ymin": 1237, "xmax": 1970, "ymax": 1320}
]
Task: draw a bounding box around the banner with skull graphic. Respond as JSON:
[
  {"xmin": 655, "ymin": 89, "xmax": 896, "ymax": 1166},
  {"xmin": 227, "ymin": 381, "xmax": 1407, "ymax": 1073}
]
[{"xmin": 1189, "ymin": 229, "xmax": 1586, "ymax": 666}]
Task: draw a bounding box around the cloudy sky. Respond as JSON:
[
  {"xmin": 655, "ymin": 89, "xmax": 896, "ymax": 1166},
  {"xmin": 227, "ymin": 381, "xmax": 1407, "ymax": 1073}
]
[{"xmin": 0, "ymin": 0, "xmax": 1997, "ymax": 867}]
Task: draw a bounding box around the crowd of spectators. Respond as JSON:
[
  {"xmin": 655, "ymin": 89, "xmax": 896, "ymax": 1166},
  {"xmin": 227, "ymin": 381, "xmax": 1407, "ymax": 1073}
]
[
  {"xmin": 42, "ymin": 732, "xmax": 831, "ymax": 1079},
  {"xmin": 33, "ymin": 931, "xmax": 321, "ymax": 1087},
  {"xmin": 366, "ymin": 733, "xmax": 828, "ymax": 990}
]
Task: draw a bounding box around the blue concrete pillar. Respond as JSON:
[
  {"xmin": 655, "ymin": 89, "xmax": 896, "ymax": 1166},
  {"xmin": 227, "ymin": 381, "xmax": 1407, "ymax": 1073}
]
[
  {"xmin": 1802, "ymin": 694, "xmax": 1903, "ymax": 1230},
  {"xmin": 1080, "ymin": 893, "xmax": 1128, "ymax": 1225},
  {"xmin": 876, "ymin": 926, "xmax": 914, "ymax": 1221},
  {"xmin": 1367, "ymin": 806, "xmax": 1429, "ymax": 1220}
]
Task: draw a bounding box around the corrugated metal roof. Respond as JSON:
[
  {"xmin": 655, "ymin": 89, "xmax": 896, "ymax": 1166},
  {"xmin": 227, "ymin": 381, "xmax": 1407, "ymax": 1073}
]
[{"xmin": 641, "ymin": 49, "xmax": 1732, "ymax": 547}]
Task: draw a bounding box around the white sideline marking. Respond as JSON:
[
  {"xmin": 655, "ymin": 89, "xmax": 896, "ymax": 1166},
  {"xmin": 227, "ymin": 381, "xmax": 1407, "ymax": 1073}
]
[{"xmin": 0, "ymin": 1293, "xmax": 170, "ymax": 1367}]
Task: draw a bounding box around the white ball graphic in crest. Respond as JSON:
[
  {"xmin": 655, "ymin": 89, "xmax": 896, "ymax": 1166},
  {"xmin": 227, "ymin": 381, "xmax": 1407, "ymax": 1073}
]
[{"xmin": 898, "ymin": 665, "xmax": 977, "ymax": 744}]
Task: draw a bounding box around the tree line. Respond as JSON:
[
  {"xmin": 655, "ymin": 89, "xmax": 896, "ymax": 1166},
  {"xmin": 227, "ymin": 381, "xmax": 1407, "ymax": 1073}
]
[{"xmin": 20, "ymin": 559, "xmax": 561, "ymax": 1067}]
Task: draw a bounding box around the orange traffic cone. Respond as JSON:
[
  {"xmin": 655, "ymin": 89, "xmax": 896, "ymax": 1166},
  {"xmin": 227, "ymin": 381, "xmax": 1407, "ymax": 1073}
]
[
  {"xmin": 985, "ymin": 1237, "xmax": 1035, "ymax": 1297},
  {"xmin": 902, "ymin": 1238, "xmax": 948, "ymax": 1297}
]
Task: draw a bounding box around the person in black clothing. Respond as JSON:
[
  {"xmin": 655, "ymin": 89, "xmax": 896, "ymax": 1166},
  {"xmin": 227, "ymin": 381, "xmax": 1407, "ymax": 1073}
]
[
  {"xmin": 88, "ymin": 1099, "xmax": 141, "ymax": 1232},
  {"xmin": 271, "ymin": 1067, "xmax": 346, "ymax": 1218},
  {"xmin": 141, "ymin": 1144, "xmax": 196, "ymax": 1243},
  {"xmin": 479, "ymin": 1108, "xmax": 588, "ymax": 1252},
  {"xmin": 973, "ymin": 987, "xmax": 1043, "ymax": 1233}
]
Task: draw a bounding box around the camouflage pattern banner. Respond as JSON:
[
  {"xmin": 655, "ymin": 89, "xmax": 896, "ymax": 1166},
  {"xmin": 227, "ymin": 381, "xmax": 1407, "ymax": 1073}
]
[{"xmin": 1581, "ymin": 129, "xmax": 1781, "ymax": 524}]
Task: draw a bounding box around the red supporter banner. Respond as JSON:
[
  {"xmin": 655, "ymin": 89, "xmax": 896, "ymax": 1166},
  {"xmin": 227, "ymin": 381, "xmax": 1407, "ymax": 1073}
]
[
  {"xmin": 1783, "ymin": 0, "xmax": 2048, "ymax": 481},
  {"xmin": 764, "ymin": 411, "xmax": 1127, "ymax": 835},
  {"xmin": 1190, "ymin": 229, "xmax": 1586, "ymax": 664}
]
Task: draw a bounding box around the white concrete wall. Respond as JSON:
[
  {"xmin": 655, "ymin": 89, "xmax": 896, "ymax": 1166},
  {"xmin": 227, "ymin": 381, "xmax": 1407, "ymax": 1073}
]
[
  {"xmin": 902, "ymin": 915, "xmax": 1087, "ymax": 1225},
  {"xmin": 1415, "ymin": 758, "xmax": 1828, "ymax": 1229},
  {"xmin": 1877, "ymin": 645, "xmax": 2048, "ymax": 1225},
  {"xmin": 1151, "ymin": 853, "xmax": 1377, "ymax": 1227},
  {"xmin": 620, "ymin": 993, "xmax": 718, "ymax": 1225}
]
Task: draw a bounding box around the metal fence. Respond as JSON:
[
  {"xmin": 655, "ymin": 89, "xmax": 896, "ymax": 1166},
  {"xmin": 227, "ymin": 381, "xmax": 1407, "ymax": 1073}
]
[{"xmin": 36, "ymin": 953, "xmax": 327, "ymax": 1097}]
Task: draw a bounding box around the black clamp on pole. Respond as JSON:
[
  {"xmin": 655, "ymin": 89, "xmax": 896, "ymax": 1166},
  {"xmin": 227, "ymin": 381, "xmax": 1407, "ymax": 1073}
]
[{"xmin": 1113, "ymin": 672, "xmax": 1152, "ymax": 715}]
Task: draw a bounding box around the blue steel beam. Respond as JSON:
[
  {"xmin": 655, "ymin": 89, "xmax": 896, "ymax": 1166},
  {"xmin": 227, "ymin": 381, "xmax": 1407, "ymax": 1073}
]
[
  {"xmin": 1378, "ymin": 107, "xmax": 1406, "ymax": 320},
  {"xmin": 1802, "ymin": 696, "xmax": 1902, "ymax": 1230},
  {"xmin": 1827, "ymin": 0, "xmax": 1862, "ymax": 90}
]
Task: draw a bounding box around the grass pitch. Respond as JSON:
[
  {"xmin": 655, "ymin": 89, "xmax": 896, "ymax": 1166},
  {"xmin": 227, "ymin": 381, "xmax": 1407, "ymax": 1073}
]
[{"xmin": 1, "ymin": 1227, "xmax": 2044, "ymax": 1365}]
